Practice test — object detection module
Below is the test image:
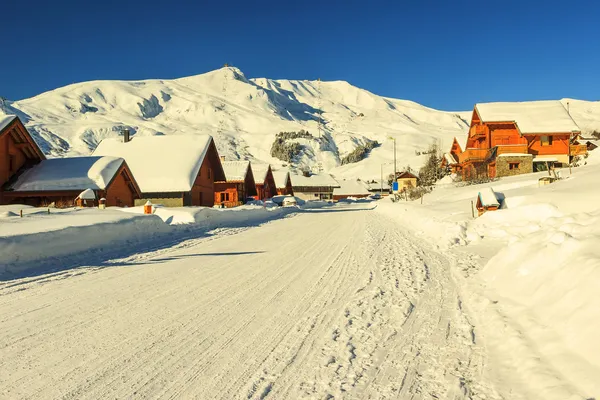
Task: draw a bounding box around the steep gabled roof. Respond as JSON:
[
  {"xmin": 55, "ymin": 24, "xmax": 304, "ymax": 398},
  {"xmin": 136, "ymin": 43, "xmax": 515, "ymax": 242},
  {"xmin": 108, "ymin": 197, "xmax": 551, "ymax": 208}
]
[
  {"xmin": 397, "ymin": 171, "xmax": 418, "ymax": 180},
  {"xmin": 220, "ymin": 160, "xmax": 250, "ymax": 182},
  {"xmin": 291, "ymin": 173, "xmax": 340, "ymax": 188},
  {"xmin": 0, "ymin": 115, "xmax": 17, "ymax": 133},
  {"xmin": 475, "ymin": 101, "xmax": 581, "ymax": 135},
  {"xmin": 0, "ymin": 115, "xmax": 46, "ymax": 160},
  {"xmin": 271, "ymin": 169, "xmax": 291, "ymax": 188},
  {"xmin": 8, "ymin": 156, "xmax": 125, "ymax": 192},
  {"xmin": 251, "ymin": 164, "xmax": 272, "ymax": 183},
  {"xmin": 333, "ymin": 179, "xmax": 370, "ymax": 196},
  {"xmin": 94, "ymin": 135, "xmax": 224, "ymax": 192}
]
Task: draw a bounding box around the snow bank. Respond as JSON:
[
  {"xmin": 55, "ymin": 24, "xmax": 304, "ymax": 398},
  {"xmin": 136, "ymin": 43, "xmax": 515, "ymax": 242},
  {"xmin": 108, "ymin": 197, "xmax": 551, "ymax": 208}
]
[
  {"xmin": 378, "ymin": 156, "xmax": 600, "ymax": 396},
  {"xmin": 0, "ymin": 202, "xmax": 333, "ymax": 279}
]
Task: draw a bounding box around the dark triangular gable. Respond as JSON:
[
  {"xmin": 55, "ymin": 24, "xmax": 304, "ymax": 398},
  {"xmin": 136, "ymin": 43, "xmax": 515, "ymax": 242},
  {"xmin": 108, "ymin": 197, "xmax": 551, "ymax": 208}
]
[
  {"xmin": 0, "ymin": 116, "xmax": 46, "ymax": 162},
  {"xmin": 204, "ymin": 138, "xmax": 226, "ymax": 182}
]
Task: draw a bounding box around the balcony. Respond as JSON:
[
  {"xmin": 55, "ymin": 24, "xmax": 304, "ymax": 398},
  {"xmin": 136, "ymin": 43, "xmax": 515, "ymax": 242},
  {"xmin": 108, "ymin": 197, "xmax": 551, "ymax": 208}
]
[
  {"xmin": 470, "ymin": 125, "xmax": 487, "ymax": 139},
  {"xmin": 458, "ymin": 148, "xmax": 489, "ymax": 163},
  {"xmin": 495, "ymin": 144, "xmax": 528, "ymax": 156},
  {"xmin": 570, "ymin": 144, "xmax": 588, "ymax": 156}
]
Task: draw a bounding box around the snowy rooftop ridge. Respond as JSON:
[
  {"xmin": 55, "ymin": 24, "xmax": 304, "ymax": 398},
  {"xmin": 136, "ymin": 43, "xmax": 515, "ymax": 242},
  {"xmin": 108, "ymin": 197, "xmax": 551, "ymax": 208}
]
[
  {"xmin": 333, "ymin": 179, "xmax": 370, "ymax": 196},
  {"xmin": 290, "ymin": 173, "xmax": 340, "ymax": 188},
  {"xmin": 478, "ymin": 188, "xmax": 500, "ymax": 207},
  {"xmin": 8, "ymin": 156, "xmax": 124, "ymax": 192},
  {"xmin": 93, "ymin": 135, "xmax": 213, "ymax": 193},
  {"xmin": 221, "ymin": 160, "xmax": 250, "ymax": 182},
  {"xmin": 271, "ymin": 169, "xmax": 291, "ymax": 188},
  {"xmin": 475, "ymin": 101, "xmax": 581, "ymax": 134},
  {"xmin": 251, "ymin": 164, "xmax": 271, "ymax": 182},
  {"xmin": 0, "ymin": 115, "xmax": 17, "ymax": 133}
]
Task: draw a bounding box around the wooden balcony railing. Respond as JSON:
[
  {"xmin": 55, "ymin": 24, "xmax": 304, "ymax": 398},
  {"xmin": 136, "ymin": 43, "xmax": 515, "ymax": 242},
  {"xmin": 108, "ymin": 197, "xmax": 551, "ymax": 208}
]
[
  {"xmin": 469, "ymin": 125, "xmax": 487, "ymax": 139},
  {"xmin": 570, "ymin": 144, "xmax": 588, "ymax": 156},
  {"xmin": 495, "ymin": 144, "xmax": 528, "ymax": 156},
  {"xmin": 458, "ymin": 148, "xmax": 489, "ymax": 163}
]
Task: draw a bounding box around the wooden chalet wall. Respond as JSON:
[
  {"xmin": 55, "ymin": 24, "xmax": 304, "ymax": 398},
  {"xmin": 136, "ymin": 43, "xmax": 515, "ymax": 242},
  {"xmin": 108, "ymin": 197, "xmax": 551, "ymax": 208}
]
[
  {"xmin": 104, "ymin": 166, "xmax": 138, "ymax": 207},
  {"xmin": 256, "ymin": 168, "xmax": 277, "ymax": 200},
  {"xmin": 276, "ymin": 176, "xmax": 293, "ymax": 196},
  {"xmin": 0, "ymin": 118, "xmax": 45, "ymax": 204}
]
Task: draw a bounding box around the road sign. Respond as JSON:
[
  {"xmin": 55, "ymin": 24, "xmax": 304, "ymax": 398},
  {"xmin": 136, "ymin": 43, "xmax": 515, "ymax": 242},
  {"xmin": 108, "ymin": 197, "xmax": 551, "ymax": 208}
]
[{"xmin": 392, "ymin": 182, "xmax": 399, "ymax": 193}]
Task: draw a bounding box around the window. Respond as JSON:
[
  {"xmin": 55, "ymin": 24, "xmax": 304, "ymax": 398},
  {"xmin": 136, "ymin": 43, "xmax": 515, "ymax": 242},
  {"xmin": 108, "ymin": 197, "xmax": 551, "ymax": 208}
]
[
  {"xmin": 509, "ymin": 162, "xmax": 520, "ymax": 170},
  {"xmin": 220, "ymin": 193, "xmax": 230, "ymax": 202},
  {"xmin": 540, "ymin": 136, "xmax": 553, "ymax": 146},
  {"xmin": 8, "ymin": 155, "xmax": 14, "ymax": 173},
  {"xmin": 208, "ymin": 168, "xmax": 212, "ymax": 179}
]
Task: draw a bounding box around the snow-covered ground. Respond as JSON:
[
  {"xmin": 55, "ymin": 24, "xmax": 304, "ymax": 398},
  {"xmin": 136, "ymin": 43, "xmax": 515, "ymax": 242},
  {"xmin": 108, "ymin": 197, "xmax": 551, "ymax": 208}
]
[
  {"xmin": 375, "ymin": 152, "xmax": 600, "ymax": 399},
  {"xmin": 1, "ymin": 155, "xmax": 599, "ymax": 398},
  {"xmin": 0, "ymin": 201, "xmax": 506, "ymax": 399},
  {"xmin": 0, "ymin": 203, "xmax": 325, "ymax": 279}
]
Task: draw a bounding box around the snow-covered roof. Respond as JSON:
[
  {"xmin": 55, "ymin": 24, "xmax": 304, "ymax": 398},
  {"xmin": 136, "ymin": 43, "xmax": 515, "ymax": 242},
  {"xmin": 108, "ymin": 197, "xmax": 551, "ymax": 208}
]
[
  {"xmin": 8, "ymin": 156, "xmax": 124, "ymax": 192},
  {"xmin": 221, "ymin": 160, "xmax": 250, "ymax": 182},
  {"xmin": 475, "ymin": 101, "xmax": 581, "ymax": 135},
  {"xmin": 444, "ymin": 153, "xmax": 458, "ymax": 164},
  {"xmin": 77, "ymin": 188, "xmax": 96, "ymax": 200},
  {"xmin": 291, "ymin": 173, "xmax": 340, "ymax": 188},
  {"xmin": 251, "ymin": 164, "xmax": 271, "ymax": 182},
  {"xmin": 271, "ymin": 169, "xmax": 291, "ymax": 188},
  {"xmin": 94, "ymin": 135, "xmax": 214, "ymax": 193},
  {"xmin": 0, "ymin": 115, "xmax": 17, "ymax": 133},
  {"xmin": 364, "ymin": 179, "xmax": 390, "ymax": 190},
  {"xmin": 333, "ymin": 180, "xmax": 370, "ymax": 196},
  {"xmin": 478, "ymin": 188, "xmax": 500, "ymax": 207}
]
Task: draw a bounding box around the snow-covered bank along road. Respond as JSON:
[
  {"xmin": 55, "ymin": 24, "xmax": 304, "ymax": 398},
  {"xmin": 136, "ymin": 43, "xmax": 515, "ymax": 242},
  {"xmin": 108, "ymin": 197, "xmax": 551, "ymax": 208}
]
[{"xmin": 0, "ymin": 203, "xmax": 501, "ymax": 399}]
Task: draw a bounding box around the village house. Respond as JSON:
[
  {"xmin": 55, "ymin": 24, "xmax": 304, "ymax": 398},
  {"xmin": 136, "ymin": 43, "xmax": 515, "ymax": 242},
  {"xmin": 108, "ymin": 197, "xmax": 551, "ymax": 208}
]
[
  {"xmin": 214, "ymin": 160, "xmax": 257, "ymax": 207},
  {"xmin": 333, "ymin": 179, "xmax": 370, "ymax": 201},
  {"xmin": 272, "ymin": 169, "xmax": 294, "ymax": 196},
  {"xmin": 252, "ymin": 164, "xmax": 277, "ymax": 200},
  {"xmin": 94, "ymin": 134, "xmax": 225, "ymax": 207},
  {"xmin": 291, "ymin": 173, "xmax": 340, "ymax": 201},
  {"xmin": 0, "ymin": 116, "xmax": 46, "ymax": 205},
  {"xmin": 364, "ymin": 179, "xmax": 391, "ymax": 196},
  {"xmin": 4, "ymin": 156, "xmax": 141, "ymax": 207},
  {"xmin": 395, "ymin": 171, "xmax": 418, "ymax": 192},
  {"xmin": 443, "ymin": 101, "xmax": 585, "ymax": 180}
]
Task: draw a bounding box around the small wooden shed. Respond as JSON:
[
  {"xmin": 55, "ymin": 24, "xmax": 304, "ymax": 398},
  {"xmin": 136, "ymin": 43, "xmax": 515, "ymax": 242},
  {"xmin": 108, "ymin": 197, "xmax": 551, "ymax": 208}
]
[{"xmin": 476, "ymin": 188, "xmax": 501, "ymax": 216}]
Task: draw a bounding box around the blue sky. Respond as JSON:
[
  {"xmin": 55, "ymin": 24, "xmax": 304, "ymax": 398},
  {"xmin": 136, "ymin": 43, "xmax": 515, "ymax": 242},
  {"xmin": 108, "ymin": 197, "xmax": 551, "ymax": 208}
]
[{"xmin": 2, "ymin": 0, "xmax": 599, "ymax": 110}]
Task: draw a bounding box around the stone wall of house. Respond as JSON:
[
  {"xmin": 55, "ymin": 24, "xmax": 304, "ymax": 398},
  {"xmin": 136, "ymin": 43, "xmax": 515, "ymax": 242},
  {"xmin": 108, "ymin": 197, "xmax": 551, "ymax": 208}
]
[
  {"xmin": 496, "ymin": 155, "xmax": 533, "ymax": 177},
  {"xmin": 135, "ymin": 197, "xmax": 184, "ymax": 207}
]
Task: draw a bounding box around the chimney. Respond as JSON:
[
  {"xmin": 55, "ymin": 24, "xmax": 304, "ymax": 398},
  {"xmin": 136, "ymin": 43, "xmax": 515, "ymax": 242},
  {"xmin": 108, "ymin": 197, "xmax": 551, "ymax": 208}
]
[
  {"xmin": 220, "ymin": 155, "xmax": 226, "ymax": 162},
  {"xmin": 123, "ymin": 129, "xmax": 130, "ymax": 143}
]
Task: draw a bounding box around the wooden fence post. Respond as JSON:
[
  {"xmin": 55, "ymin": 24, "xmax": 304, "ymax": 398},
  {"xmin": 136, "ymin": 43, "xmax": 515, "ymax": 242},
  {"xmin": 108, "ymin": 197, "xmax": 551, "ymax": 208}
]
[{"xmin": 471, "ymin": 201, "xmax": 475, "ymax": 219}]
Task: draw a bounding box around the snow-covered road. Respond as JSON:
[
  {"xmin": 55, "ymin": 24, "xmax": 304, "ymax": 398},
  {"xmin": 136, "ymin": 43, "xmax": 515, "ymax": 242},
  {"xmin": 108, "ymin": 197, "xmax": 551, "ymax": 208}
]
[{"xmin": 0, "ymin": 203, "xmax": 502, "ymax": 399}]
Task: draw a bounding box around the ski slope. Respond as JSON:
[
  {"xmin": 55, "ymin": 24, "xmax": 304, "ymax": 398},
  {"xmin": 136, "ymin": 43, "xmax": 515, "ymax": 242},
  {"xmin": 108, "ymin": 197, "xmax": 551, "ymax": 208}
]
[{"xmin": 0, "ymin": 203, "xmax": 502, "ymax": 399}]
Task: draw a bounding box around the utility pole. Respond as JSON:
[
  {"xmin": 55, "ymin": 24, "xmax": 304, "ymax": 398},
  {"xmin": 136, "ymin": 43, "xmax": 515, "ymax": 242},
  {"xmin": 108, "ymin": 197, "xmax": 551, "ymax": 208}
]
[
  {"xmin": 388, "ymin": 136, "xmax": 397, "ymax": 180},
  {"xmin": 380, "ymin": 163, "xmax": 383, "ymax": 194}
]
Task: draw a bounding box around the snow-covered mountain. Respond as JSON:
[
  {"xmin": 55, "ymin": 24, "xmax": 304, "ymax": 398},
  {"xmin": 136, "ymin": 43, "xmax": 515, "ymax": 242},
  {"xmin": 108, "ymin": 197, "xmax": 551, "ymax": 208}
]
[{"xmin": 2, "ymin": 67, "xmax": 599, "ymax": 179}]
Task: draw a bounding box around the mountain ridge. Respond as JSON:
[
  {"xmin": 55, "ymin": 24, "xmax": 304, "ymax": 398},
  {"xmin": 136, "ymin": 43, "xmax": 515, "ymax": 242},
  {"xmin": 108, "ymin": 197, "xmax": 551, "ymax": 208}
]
[{"xmin": 2, "ymin": 67, "xmax": 599, "ymax": 179}]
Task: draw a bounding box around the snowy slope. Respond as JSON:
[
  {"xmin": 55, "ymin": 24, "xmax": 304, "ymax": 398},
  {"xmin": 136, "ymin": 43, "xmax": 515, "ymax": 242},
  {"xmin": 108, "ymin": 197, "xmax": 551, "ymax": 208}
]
[{"xmin": 2, "ymin": 67, "xmax": 599, "ymax": 180}]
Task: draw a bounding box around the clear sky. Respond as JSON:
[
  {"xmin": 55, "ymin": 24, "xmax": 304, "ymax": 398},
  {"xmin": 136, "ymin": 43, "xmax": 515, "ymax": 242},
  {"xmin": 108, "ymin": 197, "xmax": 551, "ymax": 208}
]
[{"xmin": 2, "ymin": 0, "xmax": 599, "ymax": 110}]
